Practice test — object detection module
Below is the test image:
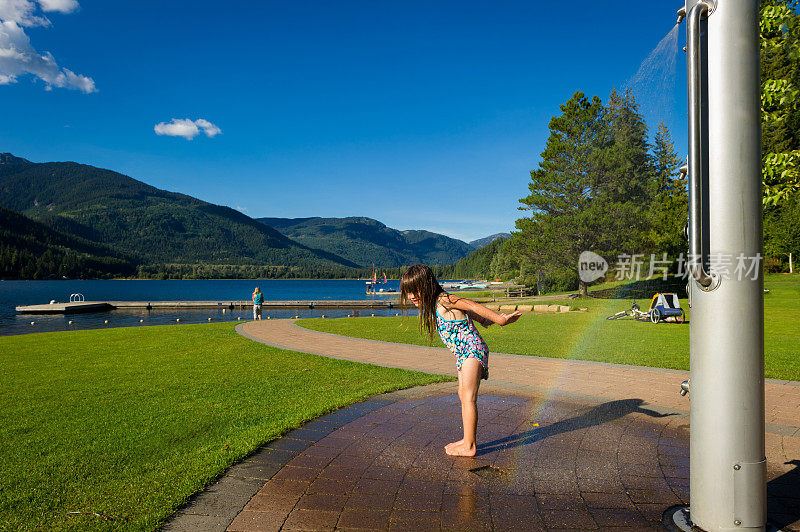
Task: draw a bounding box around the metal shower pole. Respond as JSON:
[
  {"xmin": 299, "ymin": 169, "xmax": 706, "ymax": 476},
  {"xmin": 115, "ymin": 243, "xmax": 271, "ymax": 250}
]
[{"xmin": 679, "ymin": 0, "xmax": 766, "ymax": 530}]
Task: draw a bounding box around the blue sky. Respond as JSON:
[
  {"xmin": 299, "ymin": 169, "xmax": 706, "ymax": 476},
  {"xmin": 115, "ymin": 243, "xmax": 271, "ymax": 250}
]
[{"xmin": 0, "ymin": 1, "xmax": 688, "ymax": 242}]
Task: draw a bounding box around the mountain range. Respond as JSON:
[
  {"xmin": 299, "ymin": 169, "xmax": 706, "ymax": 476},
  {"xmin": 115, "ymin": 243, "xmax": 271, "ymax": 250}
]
[
  {"xmin": 0, "ymin": 153, "xmax": 503, "ymax": 278},
  {"xmin": 257, "ymin": 217, "xmax": 474, "ymax": 267},
  {"xmin": 469, "ymin": 233, "xmax": 512, "ymax": 249},
  {"xmin": 0, "ymin": 153, "xmax": 356, "ymax": 273}
]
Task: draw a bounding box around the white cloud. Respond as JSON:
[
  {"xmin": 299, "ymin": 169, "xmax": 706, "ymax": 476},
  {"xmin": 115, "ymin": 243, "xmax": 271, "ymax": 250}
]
[
  {"xmin": 154, "ymin": 118, "xmax": 222, "ymax": 140},
  {"xmin": 56, "ymin": 67, "xmax": 94, "ymax": 91},
  {"xmin": 37, "ymin": 0, "xmax": 79, "ymax": 14},
  {"xmin": 195, "ymin": 118, "xmax": 221, "ymax": 137},
  {"xmin": 0, "ymin": 0, "xmax": 49, "ymax": 27},
  {"xmin": 0, "ymin": 20, "xmax": 95, "ymax": 92},
  {"xmin": 0, "ymin": 1, "xmax": 96, "ymax": 92}
]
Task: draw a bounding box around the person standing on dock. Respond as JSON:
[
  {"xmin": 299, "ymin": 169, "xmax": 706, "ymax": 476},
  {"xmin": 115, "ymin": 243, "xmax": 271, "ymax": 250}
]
[{"xmin": 252, "ymin": 287, "xmax": 263, "ymax": 320}]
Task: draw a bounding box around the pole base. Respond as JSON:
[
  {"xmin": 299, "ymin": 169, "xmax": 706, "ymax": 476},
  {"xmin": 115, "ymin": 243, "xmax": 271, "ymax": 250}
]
[
  {"xmin": 663, "ymin": 505, "xmax": 694, "ymax": 531},
  {"xmin": 662, "ymin": 505, "xmax": 786, "ymax": 531}
]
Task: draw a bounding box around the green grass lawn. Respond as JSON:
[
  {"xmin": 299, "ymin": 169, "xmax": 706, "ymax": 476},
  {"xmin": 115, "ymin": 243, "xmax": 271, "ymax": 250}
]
[
  {"xmin": 0, "ymin": 323, "xmax": 449, "ymax": 531},
  {"xmin": 448, "ymin": 290, "xmax": 492, "ymax": 299},
  {"xmin": 299, "ymin": 275, "xmax": 800, "ymax": 381}
]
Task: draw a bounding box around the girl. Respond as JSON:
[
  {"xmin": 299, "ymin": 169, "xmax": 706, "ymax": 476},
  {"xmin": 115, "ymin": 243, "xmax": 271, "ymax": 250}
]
[
  {"xmin": 400, "ymin": 264, "xmax": 522, "ymax": 456},
  {"xmin": 252, "ymin": 287, "xmax": 263, "ymax": 320}
]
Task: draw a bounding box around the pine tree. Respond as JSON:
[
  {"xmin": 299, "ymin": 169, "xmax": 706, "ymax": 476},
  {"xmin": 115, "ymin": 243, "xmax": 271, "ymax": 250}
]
[
  {"xmin": 514, "ymin": 91, "xmax": 609, "ymax": 295},
  {"xmin": 513, "ymin": 90, "xmax": 660, "ymax": 295},
  {"xmin": 601, "ymin": 89, "xmax": 653, "ymax": 204},
  {"xmin": 648, "ymin": 122, "xmax": 688, "ymax": 258},
  {"xmin": 597, "ymin": 89, "xmax": 655, "ymax": 258}
]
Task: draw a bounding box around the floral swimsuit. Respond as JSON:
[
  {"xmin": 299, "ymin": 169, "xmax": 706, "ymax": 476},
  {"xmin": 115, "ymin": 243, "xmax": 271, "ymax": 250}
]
[{"xmin": 436, "ymin": 308, "xmax": 489, "ymax": 380}]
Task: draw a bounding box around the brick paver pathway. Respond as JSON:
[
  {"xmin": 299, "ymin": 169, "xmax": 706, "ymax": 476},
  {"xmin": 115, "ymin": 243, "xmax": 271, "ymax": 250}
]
[
  {"xmin": 240, "ymin": 319, "xmax": 800, "ymax": 432},
  {"xmin": 163, "ymin": 319, "xmax": 800, "ymax": 531},
  {"xmin": 228, "ymin": 385, "xmax": 691, "ymax": 531}
]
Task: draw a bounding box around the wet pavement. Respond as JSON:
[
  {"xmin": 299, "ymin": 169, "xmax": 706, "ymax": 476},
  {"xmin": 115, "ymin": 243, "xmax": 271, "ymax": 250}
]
[
  {"xmin": 162, "ymin": 320, "xmax": 800, "ymax": 531},
  {"xmin": 231, "ymin": 385, "xmax": 690, "ymax": 531},
  {"xmin": 166, "ymin": 383, "xmax": 693, "ymax": 531}
]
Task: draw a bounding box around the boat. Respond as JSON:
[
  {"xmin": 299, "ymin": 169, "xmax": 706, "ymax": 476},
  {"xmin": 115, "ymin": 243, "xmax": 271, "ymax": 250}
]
[
  {"xmin": 441, "ymin": 280, "xmax": 488, "ymax": 291},
  {"xmin": 366, "ymin": 264, "xmax": 390, "ymax": 294}
]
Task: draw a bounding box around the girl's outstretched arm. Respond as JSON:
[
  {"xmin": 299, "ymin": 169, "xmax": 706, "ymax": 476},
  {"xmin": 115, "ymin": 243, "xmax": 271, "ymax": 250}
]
[{"xmin": 443, "ymin": 294, "xmax": 522, "ymax": 326}]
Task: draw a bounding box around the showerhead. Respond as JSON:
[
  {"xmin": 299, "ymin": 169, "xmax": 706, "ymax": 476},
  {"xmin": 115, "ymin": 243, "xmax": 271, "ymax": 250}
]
[{"xmin": 676, "ymin": 6, "xmax": 686, "ymax": 24}]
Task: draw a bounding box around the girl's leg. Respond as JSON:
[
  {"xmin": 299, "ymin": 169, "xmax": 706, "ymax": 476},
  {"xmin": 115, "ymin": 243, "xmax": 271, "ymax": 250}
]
[
  {"xmin": 445, "ymin": 372, "xmax": 467, "ymax": 452},
  {"xmin": 446, "ymin": 357, "xmax": 482, "ymax": 457}
]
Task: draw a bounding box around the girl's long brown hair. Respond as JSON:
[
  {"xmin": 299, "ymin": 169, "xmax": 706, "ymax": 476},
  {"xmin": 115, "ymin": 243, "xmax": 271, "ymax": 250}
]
[{"xmin": 400, "ymin": 264, "xmax": 444, "ymax": 344}]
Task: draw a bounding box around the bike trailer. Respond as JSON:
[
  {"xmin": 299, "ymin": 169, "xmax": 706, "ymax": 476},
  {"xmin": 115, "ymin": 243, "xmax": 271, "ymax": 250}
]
[{"xmin": 647, "ymin": 292, "xmax": 685, "ymax": 323}]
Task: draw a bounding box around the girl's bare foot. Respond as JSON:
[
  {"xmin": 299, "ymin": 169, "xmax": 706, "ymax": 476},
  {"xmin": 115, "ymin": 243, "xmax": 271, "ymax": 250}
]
[
  {"xmin": 445, "ymin": 439, "xmax": 464, "ymax": 452},
  {"xmin": 445, "ymin": 441, "xmax": 476, "ymax": 457}
]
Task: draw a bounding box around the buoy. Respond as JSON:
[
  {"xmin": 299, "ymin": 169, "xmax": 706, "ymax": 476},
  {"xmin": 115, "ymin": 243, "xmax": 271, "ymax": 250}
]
[
  {"xmin": 68, "ymin": 320, "xmax": 73, "ymax": 324},
  {"xmin": 237, "ymin": 317, "xmax": 241, "ymax": 320},
  {"xmin": 30, "ymin": 321, "xmax": 34, "ymax": 325},
  {"xmin": 207, "ymin": 317, "xmax": 212, "ymax": 321},
  {"xmin": 222, "ymin": 309, "xmax": 226, "ymax": 314},
  {"xmin": 321, "ymin": 315, "xmax": 326, "ymax": 318},
  {"xmin": 176, "ymin": 318, "xmax": 180, "ymax": 322},
  {"xmin": 396, "ymin": 313, "xmax": 400, "ymax": 317},
  {"xmin": 139, "ymin": 319, "xmax": 144, "ymax": 323},
  {"xmin": 294, "ymin": 315, "xmax": 299, "ymax": 319},
  {"xmin": 267, "ymin": 316, "xmax": 271, "ymax": 320},
  {"xmin": 371, "ymin": 313, "xmax": 375, "ymax": 317},
  {"xmin": 104, "ymin": 320, "xmax": 108, "ymax": 324}
]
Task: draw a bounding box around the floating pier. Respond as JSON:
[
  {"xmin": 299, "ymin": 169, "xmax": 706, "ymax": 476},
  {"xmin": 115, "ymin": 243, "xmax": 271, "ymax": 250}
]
[
  {"xmin": 15, "ymin": 300, "xmax": 400, "ymax": 314},
  {"xmin": 15, "ymin": 302, "xmax": 114, "ymax": 314}
]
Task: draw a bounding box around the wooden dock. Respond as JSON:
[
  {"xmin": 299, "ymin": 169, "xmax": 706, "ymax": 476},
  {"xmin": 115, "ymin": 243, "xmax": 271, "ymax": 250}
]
[
  {"xmin": 14, "ymin": 302, "xmax": 114, "ymax": 314},
  {"xmin": 15, "ymin": 300, "xmax": 401, "ymax": 314}
]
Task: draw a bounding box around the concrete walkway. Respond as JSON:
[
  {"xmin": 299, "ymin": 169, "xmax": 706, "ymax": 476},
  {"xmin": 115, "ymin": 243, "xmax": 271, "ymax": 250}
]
[{"xmin": 163, "ymin": 319, "xmax": 800, "ymax": 531}]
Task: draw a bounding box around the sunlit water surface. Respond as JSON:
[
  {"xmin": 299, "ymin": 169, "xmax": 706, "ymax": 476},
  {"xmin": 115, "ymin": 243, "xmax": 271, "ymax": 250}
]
[{"xmin": 0, "ymin": 279, "xmax": 414, "ymax": 337}]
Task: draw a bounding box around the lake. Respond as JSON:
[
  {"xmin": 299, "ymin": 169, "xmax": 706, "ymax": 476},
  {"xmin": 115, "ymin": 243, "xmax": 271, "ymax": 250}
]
[{"xmin": 0, "ymin": 279, "xmax": 412, "ymax": 337}]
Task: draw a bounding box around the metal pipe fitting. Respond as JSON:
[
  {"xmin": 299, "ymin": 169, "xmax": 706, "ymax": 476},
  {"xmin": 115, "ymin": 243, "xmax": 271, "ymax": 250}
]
[
  {"xmin": 677, "ymin": 6, "xmax": 687, "ymax": 24},
  {"xmin": 680, "ymin": 380, "xmax": 690, "ymax": 396},
  {"xmin": 687, "ymin": 1, "xmax": 717, "ymax": 289}
]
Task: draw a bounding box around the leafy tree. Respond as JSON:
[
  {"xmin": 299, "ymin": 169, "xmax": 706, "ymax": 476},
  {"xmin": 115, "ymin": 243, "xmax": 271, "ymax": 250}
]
[
  {"xmin": 764, "ymin": 194, "xmax": 800, "ymax": 272},
  {"xmin": 761, "ymin": 0, "xmax": 800, "ymax": 205}
]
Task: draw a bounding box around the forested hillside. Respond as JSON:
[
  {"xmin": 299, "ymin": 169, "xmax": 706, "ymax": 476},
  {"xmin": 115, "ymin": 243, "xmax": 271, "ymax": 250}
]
[
  {"xmin": 0, "ymin": 206, "xmax": 136, "ymax": 279},
  {"xmin": 0, "ymin": 154, "xmax": 357, "ymax": 273},
  {"xmin": 258, "ymin": 216, "xmax": 473, "ymax": 267}
]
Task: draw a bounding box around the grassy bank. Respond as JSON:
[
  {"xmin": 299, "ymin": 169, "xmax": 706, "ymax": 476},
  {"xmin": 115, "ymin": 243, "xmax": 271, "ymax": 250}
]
[
  {"xmin": 0, "ymin": 323, "xmax": 449, "ymax": 531},
  {"xmin": 299, "ymin": 275, "xmax": 800, "ymax": 381}
]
